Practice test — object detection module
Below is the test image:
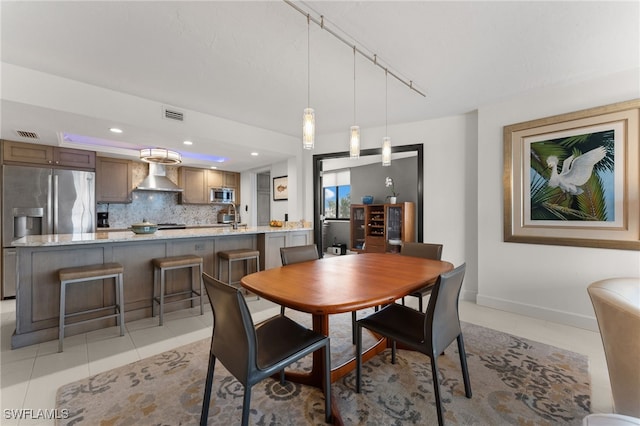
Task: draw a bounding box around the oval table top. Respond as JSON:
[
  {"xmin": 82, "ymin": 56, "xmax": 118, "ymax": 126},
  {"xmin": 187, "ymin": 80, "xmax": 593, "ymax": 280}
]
[{"xmin": 241, "ymin": 252, "xmax": 454, "ymax": 315}]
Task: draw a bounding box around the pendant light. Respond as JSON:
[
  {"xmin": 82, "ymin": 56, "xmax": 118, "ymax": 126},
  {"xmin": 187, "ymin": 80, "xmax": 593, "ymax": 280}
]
[
  {"xmin": 302, "ymin": 14, "xmax": 315, "ymax": 150},
  {"xmin": 381, "ymin": 69, "xmax": 392, "ymax": 166},
  {"xmin": 349, "ymin": 46, "xmax": 360, "ymax": 158}
]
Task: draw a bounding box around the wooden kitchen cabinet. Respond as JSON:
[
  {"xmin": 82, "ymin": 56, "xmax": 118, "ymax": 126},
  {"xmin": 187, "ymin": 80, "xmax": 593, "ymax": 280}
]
[
  {"xmin": 179, "ymin": 167, "xmax": 208, "ymax": 204},
  {"xmin": 180, "ymin": 167, "xmax": 241, "ymax": 205},
  {"xmin": 207, "ymin": 170, "xmax": 223, "ymax": 188},
  {"xmin": 96, "ymin": 157, "xmax": 132, "ymax": 203},
  {"xmin": 3, "ymin": 140, "xmax": 95, "ymax": 169},
  {"xmin": 350, "ymin": 202, "xmax": 415, "ymax": 253}
]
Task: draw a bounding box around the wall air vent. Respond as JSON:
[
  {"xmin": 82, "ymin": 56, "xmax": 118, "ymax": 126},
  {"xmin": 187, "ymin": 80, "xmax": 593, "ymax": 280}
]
[
  {"xmin": 15, "ymin": 130, "xmax": 39, "ymax": 139},
  {"xmin": 163, "ymin": 107, "xmax": 184, "ymax": 122}
]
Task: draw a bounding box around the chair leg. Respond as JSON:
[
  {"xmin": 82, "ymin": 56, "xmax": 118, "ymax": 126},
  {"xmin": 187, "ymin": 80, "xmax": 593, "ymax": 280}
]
[
  {"xmin": 418, "ymin": 295, "xmax": 423, "ymax": 312},
  {"xmin": 356, "ymin": 324, "xmax": 363, "ymax": 393},
  {"xmin": 323, "ymin": 341, "xmax": 332, "ymax": 423},
  {"xmin": 391, "ymin": 340, "xmax": 397, "ymax": 364},
  {"xmin": 401, "ymin": 296, "xmax": 406, "ymax": 306},
  {"xmin": 351, "ymin": 311, "xmax": 357, "ymax": 345},
  {"xmin": 58, "ymin": 281, "xmax": 66, "ymax": 353},
  {"xmin": 117, "ymin": 273, "xmax": 125, "ymax": 336},
  {"xmin": 280, "ymin": 306, "xmax": 286, "ymax": 316},
  {"xmin": 241, "ymin": 386, "xmax": 251, "ymax": 426},
  {"xmin": 457, "ymin": 334, "xmax": 472, "ymax": 398},
  {"xmin": 430, "ymin": 355, "xmax": 445, "ymax": 426},
  {"xmin": 200, "ymin": 353, "xmax": 216, "ymax": 426}
]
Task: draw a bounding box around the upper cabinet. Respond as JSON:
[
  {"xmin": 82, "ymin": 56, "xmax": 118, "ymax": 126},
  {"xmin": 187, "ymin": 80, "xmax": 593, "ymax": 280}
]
[
  {"xmin": 96, "ymin": 157, "xmax": 132, "ymax": 204},
  {"xmin": 3, "ymin": 140, "xmax": 95, "ymax": 170},
  {"xmin": 179, "ymin": 167, "xmax": 241, "ymax": 205},
  {"xmin": 179, "ymin": 167, "xmax": 209, "ymax": 204}
]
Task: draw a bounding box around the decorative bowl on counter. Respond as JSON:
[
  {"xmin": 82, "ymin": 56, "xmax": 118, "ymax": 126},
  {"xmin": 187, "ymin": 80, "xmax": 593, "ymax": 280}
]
[
  {"xmin": 269, "ymin": 220, "xmax": 283, "ymax": 227},
  {"xmin": 130, "ymin": 219, "xmax": 158, "ymax": 234},
  {"xmin": 361, "ymin": 195, "xmax": 374, "ymax": 204}
]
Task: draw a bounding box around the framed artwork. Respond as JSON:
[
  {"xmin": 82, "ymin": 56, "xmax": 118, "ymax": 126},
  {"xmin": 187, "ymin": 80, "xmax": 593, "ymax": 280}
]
[
  {"xmin": 503, "ymin": 99, "xmax": 639, "ymax": 250},
  {"xmin": 273, "ymin": 175, "xmax": 288, "ymax": 201}
]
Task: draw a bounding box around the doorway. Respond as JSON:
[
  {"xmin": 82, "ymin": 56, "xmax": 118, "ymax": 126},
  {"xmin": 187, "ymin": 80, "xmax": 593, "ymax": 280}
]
[{"xmin": 257, "ymin": 171, "xmax": 271, "ymax": 226}]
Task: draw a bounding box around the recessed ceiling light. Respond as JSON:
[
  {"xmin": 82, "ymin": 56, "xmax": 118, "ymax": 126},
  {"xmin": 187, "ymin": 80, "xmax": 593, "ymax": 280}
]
[
  {"xmin": 109, "ymin": 127, "xmax": 123, "ymax": 134},
  {"xmin": 183, "ymin": 140, "xmax": 193, "ymax": 145},
  {"xmin": 210, "ymin": 166, "xmax": 218, "ymax": 169},
  {"xmin": 251, "ymin": 152, "xmax": 259, "ymax": 156}
]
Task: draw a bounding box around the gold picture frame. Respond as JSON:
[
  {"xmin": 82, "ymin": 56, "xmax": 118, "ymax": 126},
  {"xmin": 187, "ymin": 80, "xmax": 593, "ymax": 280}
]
[{"xmin": 503, "ymin": 99, "xmax": 639, "ymax": 250}]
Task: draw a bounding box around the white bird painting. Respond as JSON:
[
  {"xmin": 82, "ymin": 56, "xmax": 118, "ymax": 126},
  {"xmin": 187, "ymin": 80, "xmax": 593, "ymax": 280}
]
[{"xmin": 546, "ymin": 146, "xmax": 606, "ymax": 195}]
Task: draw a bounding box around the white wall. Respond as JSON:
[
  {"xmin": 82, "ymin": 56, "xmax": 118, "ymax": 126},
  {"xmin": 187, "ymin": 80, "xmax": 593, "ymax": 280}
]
[
  {"xmin": 476, "ymin": 68, "xmax": 640, "ymax": 331},
  {"xmin": 308, "ymin": 114, "xmax": 473, "ymax": 293},
  {"xmin": 308, "ymin": 68, "xmax": 639, "ymax": 331}
]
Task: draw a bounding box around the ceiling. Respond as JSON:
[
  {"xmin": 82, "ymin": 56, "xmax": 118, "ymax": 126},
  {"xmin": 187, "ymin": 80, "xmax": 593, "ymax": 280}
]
[{"xmin": 1, "ymin": 1, "xmax": 638, "ymax": 171}]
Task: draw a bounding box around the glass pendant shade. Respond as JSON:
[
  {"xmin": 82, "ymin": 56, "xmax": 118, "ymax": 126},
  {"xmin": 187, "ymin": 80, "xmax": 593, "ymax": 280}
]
[
  {"xmin": 302, "ymin": 107, "xmax": 315, "ymax": 149},
  {"xmin": 349, "ymin": 126, "xmax": 360, "ymax": 158},
  {"xmin": 381, "ymin": 137, "xmax": 392, "ymax": 166}
]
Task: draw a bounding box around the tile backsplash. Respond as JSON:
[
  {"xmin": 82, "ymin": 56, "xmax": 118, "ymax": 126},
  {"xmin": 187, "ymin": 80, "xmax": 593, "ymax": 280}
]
[{"xmin": 96, "ymin": 162, "xmax": 235, "ymax": 228}]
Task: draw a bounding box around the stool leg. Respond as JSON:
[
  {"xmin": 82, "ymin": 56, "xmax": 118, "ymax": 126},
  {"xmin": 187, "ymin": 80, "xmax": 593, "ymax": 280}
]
[
  {"xmin": 255, "ymin": 256, "xmax": 260, "ymax": 300},
  {"xmin": 159, "ymin": 268, "xmax": 165, "ymax": 326},
  {"xmin": 198, "ymin": 261, "xmax": 204, "ymax": 316},
  {"xmin": 152, "ymin": 267, "xmax": 159, "ymax": 318},
  {"xmin": 117, "ymin": 273, "xmax": 125, "ymax": 336},
  {"xmin": 226, "ymin": 259, "xmax": 232, "ymax": 285},
  {"xmin": 59, "ymin": 280, "xmax": 66, "ymax": 353}
]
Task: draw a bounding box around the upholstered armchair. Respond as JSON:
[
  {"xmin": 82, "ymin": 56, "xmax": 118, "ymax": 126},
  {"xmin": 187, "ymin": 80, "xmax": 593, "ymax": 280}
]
[{"xmin": 587, "ymin": 278, "xmax": 640, "ymax": 419}]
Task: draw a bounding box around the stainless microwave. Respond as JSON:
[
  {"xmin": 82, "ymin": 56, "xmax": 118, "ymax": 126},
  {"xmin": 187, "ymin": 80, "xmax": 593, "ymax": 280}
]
[{"xmin": 210, "ymin": 187, "xmax": 235, "ymax": 203}]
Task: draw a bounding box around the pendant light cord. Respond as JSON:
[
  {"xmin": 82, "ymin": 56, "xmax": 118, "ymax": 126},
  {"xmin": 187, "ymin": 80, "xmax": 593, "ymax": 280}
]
[
  {"xmin": 385, "ymin": 69, "xmax": 388, "ymax": 134},
  {"xmin": 353, "ymin": 46, "xmax": 356, "ymax": 123},
  {"xmin": 307, "ymin": 14, "xmax": 310, "ymax": 107}
]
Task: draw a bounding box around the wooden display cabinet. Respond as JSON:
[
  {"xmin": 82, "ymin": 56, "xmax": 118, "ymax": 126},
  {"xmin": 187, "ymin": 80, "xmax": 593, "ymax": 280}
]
[{"xmin": 350, "ymin": 202, "xmax": 415, "ymax": 253}]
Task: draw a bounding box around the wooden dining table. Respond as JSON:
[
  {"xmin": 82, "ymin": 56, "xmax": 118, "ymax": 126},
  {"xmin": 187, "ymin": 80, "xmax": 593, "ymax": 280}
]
[{"xmin": 241, "ymin": 252, "xmax": 454, "ymax": 424}]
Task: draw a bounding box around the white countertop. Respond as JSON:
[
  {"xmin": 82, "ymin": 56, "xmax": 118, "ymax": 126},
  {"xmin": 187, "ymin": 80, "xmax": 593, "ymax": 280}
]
[{"xmin": 12, "ymin": 225, "xmax": 312, "ymax": 247}]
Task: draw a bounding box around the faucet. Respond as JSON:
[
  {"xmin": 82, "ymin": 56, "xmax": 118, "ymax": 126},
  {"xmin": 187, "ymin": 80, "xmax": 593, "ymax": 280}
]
[{"xmin": 228, "ymin": 203, "xmax": 238, "ymax": 230}]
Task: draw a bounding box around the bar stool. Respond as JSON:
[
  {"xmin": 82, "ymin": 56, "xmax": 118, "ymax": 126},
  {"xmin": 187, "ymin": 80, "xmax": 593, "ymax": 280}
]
[
  {"xmin": 58, "ymin": 262, "xmax": 125, "ymax": 353},
  {"xmin": 152, "ymin": 255, "xmax": 204, "ymax": 326},
  {"xmin": 217, "ymin": 249, "xmax": 260, "ymax": 290}
]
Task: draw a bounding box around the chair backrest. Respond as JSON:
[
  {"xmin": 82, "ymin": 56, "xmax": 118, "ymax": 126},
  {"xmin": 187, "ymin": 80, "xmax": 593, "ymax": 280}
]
[
  {"xmin": 400, "ymin": 242, "xmax": 443, "ymax": 260},
  {"xmin": 425, "ymin": 263, "xmax": 466, "ymax": 355},
  {"xmin": 588, "ymin": 278, "xmax": 640, "ymax": 417},
  {"xmin": 202, "ymin": 272, "xmax": 257, "ymax": 385},
  {"xmin": 280, "ymin": 244, "xmax": 319, "ymax": 266}
]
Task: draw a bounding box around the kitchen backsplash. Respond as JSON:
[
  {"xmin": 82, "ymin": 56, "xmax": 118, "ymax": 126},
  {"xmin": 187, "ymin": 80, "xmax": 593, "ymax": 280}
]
[{"xmin": 96, "ymin": 162, "xmax": 235, "ymax": 228}]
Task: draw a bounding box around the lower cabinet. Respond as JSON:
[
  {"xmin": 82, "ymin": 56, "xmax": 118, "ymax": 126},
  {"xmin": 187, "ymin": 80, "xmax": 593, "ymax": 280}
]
[{"xmin": 258, "ymin": 230, "xmax": 313, "ymax": 270}]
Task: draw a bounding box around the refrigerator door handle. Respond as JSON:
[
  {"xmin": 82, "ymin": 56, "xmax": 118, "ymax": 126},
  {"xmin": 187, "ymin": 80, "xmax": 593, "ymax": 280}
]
[
  {"xmin": 53, "ymin": 174, "xmax": 59, "ymax": 234},
  {"xmin": 47, "ymin": 174, "xmax": 54, "ymax": 233}
]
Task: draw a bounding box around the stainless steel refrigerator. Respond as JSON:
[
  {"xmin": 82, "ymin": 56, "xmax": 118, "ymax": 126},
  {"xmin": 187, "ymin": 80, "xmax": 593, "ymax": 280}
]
[{"xmin": 2, "ymin": 165, "xmax": 95, "ymax": 298}]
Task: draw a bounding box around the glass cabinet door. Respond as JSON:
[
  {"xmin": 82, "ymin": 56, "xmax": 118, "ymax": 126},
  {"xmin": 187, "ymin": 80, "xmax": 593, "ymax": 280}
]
[
  {"xmin": 350, "ymin": 205, "xmax": 366, "ymax": 251},
  {"xmin": 386, "ymin": 204, "xmax": 403, "ymax": 253}
]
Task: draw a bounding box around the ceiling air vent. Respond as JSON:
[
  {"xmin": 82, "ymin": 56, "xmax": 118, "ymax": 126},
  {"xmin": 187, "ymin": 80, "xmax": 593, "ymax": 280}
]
[
  {"xmin": 163, "ymin": 107, "xmax": 184, "ymax": 122},
  {"xmin": 16, "ymin": 130, "xmax": 39, "ymax": 139}
]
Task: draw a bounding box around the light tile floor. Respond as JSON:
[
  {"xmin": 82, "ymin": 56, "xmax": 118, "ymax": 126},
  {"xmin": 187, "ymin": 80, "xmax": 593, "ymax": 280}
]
[{"xmin": 0, "ymin": 297, "xmax": 612, "ymax": 425}]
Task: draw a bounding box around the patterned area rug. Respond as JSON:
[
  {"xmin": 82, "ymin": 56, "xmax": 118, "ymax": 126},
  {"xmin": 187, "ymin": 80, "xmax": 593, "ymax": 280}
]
[{"xmin": 56, "ymin": 310, "xmax": 591, "ymax": 425}]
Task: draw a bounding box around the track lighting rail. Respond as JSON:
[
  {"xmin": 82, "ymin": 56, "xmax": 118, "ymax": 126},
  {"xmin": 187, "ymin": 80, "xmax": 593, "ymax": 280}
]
[{"xmin": 284, "ymin": 0, "xmax": 426, "ymax": 98}]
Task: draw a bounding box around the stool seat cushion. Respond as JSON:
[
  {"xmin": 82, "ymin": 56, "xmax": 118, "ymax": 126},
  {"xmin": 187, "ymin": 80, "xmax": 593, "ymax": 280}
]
[
  {"xmin": 153, "ymin": 255, "xmax": 203, "ymax": 269},
  {"xmin": 218, "ymin": 249, "xmax": 260, "ymax": 260},
  {"xmin": 59, "ymin": 262, "xmax": 124, "ymax": 281}
]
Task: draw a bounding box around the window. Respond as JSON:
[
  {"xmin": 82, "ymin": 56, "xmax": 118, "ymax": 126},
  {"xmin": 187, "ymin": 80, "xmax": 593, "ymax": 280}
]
[{"xmin": 323, "ymin": 170, "xmax": 351, "ymax": 219}]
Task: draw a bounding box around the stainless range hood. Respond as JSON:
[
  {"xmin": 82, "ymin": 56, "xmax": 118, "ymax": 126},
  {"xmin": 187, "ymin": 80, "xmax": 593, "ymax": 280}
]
[{"xmin": 136, "ymin": 163, "xmax": 183, "ymax": 192}]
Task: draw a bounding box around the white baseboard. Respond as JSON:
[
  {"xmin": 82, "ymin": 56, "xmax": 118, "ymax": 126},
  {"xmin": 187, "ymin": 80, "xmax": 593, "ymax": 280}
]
[{"xmin": 476, "ymin": 294, "xmax": 599, "ymax": 332}]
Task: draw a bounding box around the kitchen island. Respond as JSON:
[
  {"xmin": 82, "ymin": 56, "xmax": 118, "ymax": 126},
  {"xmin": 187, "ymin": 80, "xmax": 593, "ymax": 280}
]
[{"xmin": 10, "ymin": 226, "xmax": 312, "ymax": 348}]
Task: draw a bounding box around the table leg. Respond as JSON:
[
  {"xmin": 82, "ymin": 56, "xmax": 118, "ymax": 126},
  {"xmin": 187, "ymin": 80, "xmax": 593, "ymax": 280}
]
[{"xmin": 279, "ymin": 313, "xmax": 388, "ymax": 425}]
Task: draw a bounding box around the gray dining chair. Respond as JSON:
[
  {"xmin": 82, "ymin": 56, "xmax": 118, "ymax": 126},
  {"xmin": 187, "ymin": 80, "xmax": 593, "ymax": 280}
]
[
  {"xmin": 355, "ymin": 263, "xmax": 471, "ymax": 426},
  {"xmin": 280, "ymin": 244, "xmax": 359, "ymax": 344},
  {"xmin": 200, "ymin": 273, "xmax": 331, "ymax": 426},
  {"xmin": 400, "ymin": 242, "xmax": 443, "ymax": 311}
]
